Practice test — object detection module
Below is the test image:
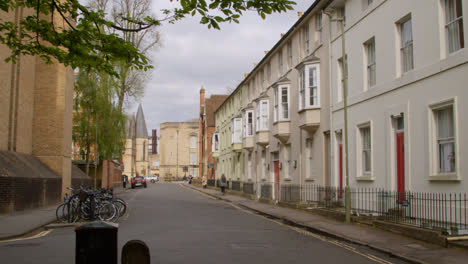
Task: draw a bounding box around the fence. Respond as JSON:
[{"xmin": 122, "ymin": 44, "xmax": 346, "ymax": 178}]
[
  {"xmin": 231, "ymin": 181, "xmax": 241, "ymax": 191},
  {"xmin": 207, "ymin": 179, "xmax": 216, "ymax": 187},
  {"xmin": 260, "ymin": 182, "xmax": 272, "ymax": 200},
  {"xmin": 243, "ymin": 182, "xmax": 254, "ymax": 195}
]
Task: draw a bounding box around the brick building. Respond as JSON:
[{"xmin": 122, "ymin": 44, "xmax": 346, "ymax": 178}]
[{"xmin": 199, "ymin": 87, "xmax": 228, "ymax": 180}]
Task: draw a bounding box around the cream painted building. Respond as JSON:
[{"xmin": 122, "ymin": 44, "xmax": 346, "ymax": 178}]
[
  {"xmin": 327, "ymin": 0, "xmax": 468, "ymax": 193},
  {"xmin": 214, "ymin": 0, "xmax": 331, "ymax": 198},
  {"xmin": 159, "ymin": 120, "xmax": 199, "ymax": 180},
  {"xmin": 123, "ymin": 104, "xmax": 149, "ymax": 178}
]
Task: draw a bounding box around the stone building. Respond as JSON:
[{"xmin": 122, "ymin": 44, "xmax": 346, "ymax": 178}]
[
  {"xmin": 0, "ymin": 7, "xmax": 75, "ymax": 213},
  {"xmin": 159, "ymin": 120, "xmax": 199, "ymax": 181},
  {"xmin": 148, "ymin": 129, "xmax": 160, "ymax": 176},
  {"xmin": 122, "ymin": 104, "xmax": 149, "ymax": 178},
  {"xmin": 199, "ymin": 87, "xmax": 228, "ymax": 180}
]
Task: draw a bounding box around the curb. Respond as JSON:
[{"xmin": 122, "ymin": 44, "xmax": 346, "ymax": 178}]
[
  {"xmin": 185, "ymin": 185, "xmax": 425, "ymax": 264},
  {"xmin": 0, "ymin": 218, "xmax": 56, "ymax": 242}
]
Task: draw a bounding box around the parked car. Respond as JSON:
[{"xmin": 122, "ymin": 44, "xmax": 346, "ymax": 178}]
[
  {"xmin": 131, "ymin": 176, "xmax": 147, "ymax": 189},
  {"xmin": 145, "ymin": 175, "xmax": 159, "ymax": 183}
]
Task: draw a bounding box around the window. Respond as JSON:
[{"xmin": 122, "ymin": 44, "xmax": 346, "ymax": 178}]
[
  {"xmin": 435, "ymin": 106, "xmax": 456, "ymax": 173},
  {"xmin": 260, "ymin": 100, "xmax": 269, "ymax": 130},
  {"xmin": 278, "ymin": 49, "xmax": 283, "ymax": 74},
  {"xmin": 281, "ymin": 86, "xmax": 289, "ymax": 120},
  {"xmin": 274, "ymin": 88, "xmax": 279, "ymax": 122},
  {"xmin": 287, "ymin": 41, "xmax": 293, "ymax": 68},
  {"xmin": 212, "ymin": 133, "xmax": 219, "ymax": 152},
  {"xmin": 245, "ymin": 110, "xmax": 254, "ymax": 137},
  {"xmin": 360, "ymin": 126, "xmax": 372, "ymax": 174},
  {"xmin": 400, "ymin": 17, "xmax": 414, "ymax": 73},
  {"xmin": 299, "ymin": 64, "xmax": 320, "ymax": 109},
  {"xmin": 190, "ymin": 152, "xmax": 197, "ymax": 165},
  {"xmin": 365, "ymin": 38, "xmax": 376, "ymax": 88},
  {"xmin": 260, "ymin": 69, "xmax": 265, "ymax": 90},
  {"xmin": 267, "ymin": 62, "xmax": 271, "ymax": 82},
  {"xmin": 190, "ymin": 136, "xmax": 197, "ymax": 148},
  {"xmin": 338, "ymin": 56, "xmax": 348, "ymax": 102},
  {"xmin": 316, "ymin": 13, "xmax": 322, "ymax": 44},
  {"xmin": 366, "ymin": 0, "xmax": 374, "ymax": 8},
  {"xmin": 444, "ymin": 0, "xmax": 464, "ymax": 53},
  {"xmin": 232, "ymin": 118, "xmax": 242, "ymax": 143},
  {"xmin": 303, "ymin": 24, "xmax": 310, "ymax": 55}
]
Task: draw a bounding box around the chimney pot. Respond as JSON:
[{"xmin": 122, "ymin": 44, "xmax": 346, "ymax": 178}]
[
  {"xmin": 244, "ymin": 73, "xmax": 249, "ymax": 78},
  {"xmin": 281, "ymin": 33, "xmax": 285, "ymax": 37},
  {"xmin": 298, "ymin": 11, "xmax": 303, "ymax": 17}
]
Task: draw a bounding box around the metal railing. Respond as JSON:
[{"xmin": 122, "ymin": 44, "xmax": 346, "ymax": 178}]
[
  {"xmin": 207, "ymin": 179, "xmax": 216, "ymax": 186},
  {"xmin": 231, "ymin": 181, "xmax": 241, "ymax": 191},
  {"xmin": 243, "ymin": 182, "xmax": 254, "ymax": 195},
  {"xmin": 260, "ymin": 182, "xmax": 272, "ymax": 200}
]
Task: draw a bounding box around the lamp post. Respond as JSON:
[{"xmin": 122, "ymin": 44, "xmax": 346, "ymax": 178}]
[{"xmin": 327, "ymin": 12, "xmax": 351, "ymax": 223}]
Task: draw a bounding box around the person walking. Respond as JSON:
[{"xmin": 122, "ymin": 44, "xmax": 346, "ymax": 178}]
[
  {"xmin": 219, "ymin": 174, "xmax": 227, "ymax": 195},
  {"xmin": 122, "ymin": 175, "xmax": 128, "ymax": 189},
  {"xmin": 202, "ymin": 175, "xmax": 207, "ymax": 189}
]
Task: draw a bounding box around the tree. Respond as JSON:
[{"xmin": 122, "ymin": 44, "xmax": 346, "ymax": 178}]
[
  {"xmin": 73, "ymin": 69, "xmax": 126, "ymax": 176},
  {"xmin": 0, "ymin": 0, "xmax": 296, "ymax": 76}
]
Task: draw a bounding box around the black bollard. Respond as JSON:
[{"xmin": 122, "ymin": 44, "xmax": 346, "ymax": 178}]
[
  {"xmin": 75, "ymin": 221, "xmax": 118, "ymax": 264},
  {"xmin": 121, "ymin": 240, "xmax": 150, "ymax": 264}
]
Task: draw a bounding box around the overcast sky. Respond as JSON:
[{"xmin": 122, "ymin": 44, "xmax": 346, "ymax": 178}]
[{"xmin": 126, "ymin": 0, "xmax": 314, "ymax": 136}]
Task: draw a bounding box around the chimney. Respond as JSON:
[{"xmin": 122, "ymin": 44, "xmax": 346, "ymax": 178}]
[
  {"xmin": 253, "ymin": 63, "xmax": 257, "ymax": 67},
  {"xmin": 244, "ymin": 73, "xmax": 249, "ymax": 78},
  {"xmin": 298, "ymin": 11, "xmax": 303, "ymax": 18},
  {"xmin": 281, "ymin": 33, "xmax": 285, "ymax": 37},
  {"xmin": 264, "ymin": 50, "xmax": 269, "ymax": 54},
  {"xmin": 200, "ymin": 86, "xmax": 205, "ymax": 115}
]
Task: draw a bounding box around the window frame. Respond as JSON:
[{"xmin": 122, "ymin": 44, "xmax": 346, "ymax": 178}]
[
  {"xmin": 189, "ymin": 152, "xmax": 197, "ymax": 165},
  {"xmin": 356, "ymin": 122, "xmax": 373, "ymax": 179},
  {"xmin": 256, "ymin": 99, "xmax": 270, "ymax": 131},
  {"xmin": 365, "ymin": 37, "xmax": 376, "ymax": 89},
  {"xmin": 444, "ymin": 0, "xmax": 465, "ymax": 54},
  {"xmin": 279, "ymin": 85, "xmax": 290, "ymax": 121},
  {"xmin": 303, "ymin": 24, "xmax": 310, "ymax": 55},
  {"xmin": 316, "ymin": 13, "xmax": 322, "ymax": 45},
  {"xmin": 190, "ymin": 135, "xmax": 197, "ymax": 148},
  {"xmin": 232, "ymin": 118, "xmax": 243, "ymax": 144},
  {"xmin": 338, "ymin": 55, "xmax": 348, "ymax": 102},
  {"xmin": 429, "ymin": 99, "xmax": 458, "ymax": 180},
  {"xmin": 399, "ymin": 16, "xmax": 414, "ymax": 73},
  {"xmin": 212, "ymin": 133, "xmax": 219, "ymax": 152},
  {"xmin": 244, "ymin": 110, "xmax": 255, "ymax": 137},
  {"xmin": 299, "ymin": 63, "xmax": 321, "ymax": 110},
  {"xmin": 287, "ymin": 40, "xmax": 293, "ymax": 68},
  {"xmin": 278, "ymin": 49, "xmax": 284, "ymax": 75}
]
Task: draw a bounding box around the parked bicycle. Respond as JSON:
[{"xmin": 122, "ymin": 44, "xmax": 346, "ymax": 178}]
[{"xmin": 56, "ymin": 186, "xmax": 127, "ymax": 223}]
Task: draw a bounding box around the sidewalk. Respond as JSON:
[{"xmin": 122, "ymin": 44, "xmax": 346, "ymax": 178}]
[
  {"xmin": 187, "ymin": 184, "xmax": 468, "ymax": 264},
  {"xmin": 0, "ymin": 186, "xmax": 129, "ymax": 241}
]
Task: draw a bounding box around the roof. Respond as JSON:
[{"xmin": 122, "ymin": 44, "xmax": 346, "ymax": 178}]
[
  {"xmin": 135, "ymin": 104, "xmax": 148, "ymax": 138},
  {"xmin": 205, "ymin": 94, "xmax": 229, "ymax": 127},
  {"xmin": 126, "ymin": 115, "xmax": 135, "ymax": 138}
]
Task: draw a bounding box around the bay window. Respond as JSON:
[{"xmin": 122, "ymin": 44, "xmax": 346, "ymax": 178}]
[
  {"xmin": 245, "ymin": 110, "xmax": 254, "ymax": 137},
  {"xmin": 232, "ymin": 118, "xmax": 243, "ymax": 143},
  {"xmin": 298, "ymin": 64, "xmax": 320, "ymax": 110},
  {"xmin": 274, "ymin": 85, "xmax": 290, "ymax": 121}
]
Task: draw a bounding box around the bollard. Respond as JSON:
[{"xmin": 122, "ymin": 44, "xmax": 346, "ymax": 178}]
[
  {"xmin": 121, "ymin": 240, "xmax": 150, "ymax": 264},
  {"xmin": 75, "ymin": 221, "xmax": 118, "ymax": 264}
]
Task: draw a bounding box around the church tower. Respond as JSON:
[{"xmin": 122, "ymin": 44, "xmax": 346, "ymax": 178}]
[{"xmin": 135, "ymin": 104, "xmax": 149, "ymax": 176}]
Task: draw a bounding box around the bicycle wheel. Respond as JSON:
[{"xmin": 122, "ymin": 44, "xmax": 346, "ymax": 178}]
[
  {"xmin": 113, "ymin": 198, "xmax": 127, "ymax": 217},
  {"xmin": 97, "ymin": 202, "xmax": 117, "ymax": 222},
  {"xmin": 56, "ymin": 203, "xmax": 67, "ymax": 223}
]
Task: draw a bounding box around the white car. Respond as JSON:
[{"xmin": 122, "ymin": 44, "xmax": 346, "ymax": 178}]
[{"xmin": 145, "ymin": 175, "xmax": 159, "ymax": 183}]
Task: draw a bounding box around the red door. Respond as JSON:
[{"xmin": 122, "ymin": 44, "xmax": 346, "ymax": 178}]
[
  {"xmin": 274, "ymin": 161, "xmax": 280, "ymax": 200},
  {"xmin": 396, "ymin": 132, "xmax": 405, "ymax": 202},
  {"xmin": 339, "ymin": 144, "xmax": 343, "ymax": 198}
]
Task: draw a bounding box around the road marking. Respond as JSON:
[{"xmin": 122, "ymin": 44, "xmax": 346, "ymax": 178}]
[{"xmin": 0, "ymin": 230, "xmax": 52, "ymax": 243}]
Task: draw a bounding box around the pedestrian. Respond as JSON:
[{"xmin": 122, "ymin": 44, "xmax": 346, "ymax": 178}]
[
  {"xmin": 220, "ymin": 174, "xmax": 227, "ymax": 195},
  {"xmin": 202, "ymin": 175, "xmax": 207, "ymax": 189},
  {"xmin": 188, "ymin": 175, "xmax": 192, "ymax": 184},
  {"xmin": 122, "ymin": 175, "xmax": 128, "ymax": 189},
  {"xmin": 183, "ymin": 175, "xmax": 187, "ymax": 184}
]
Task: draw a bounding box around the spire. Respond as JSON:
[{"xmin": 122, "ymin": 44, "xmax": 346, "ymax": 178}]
[
  {"xmin": 135, "ymin": 104, "xmax": 148, "ymax": 138},
  {"xmin": 126, "ymin": 115, "xmax": 136, "ymax": 138}
]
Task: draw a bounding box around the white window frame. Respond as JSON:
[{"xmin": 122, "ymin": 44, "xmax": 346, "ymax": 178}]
[
  {"xmin": 316, "ymin": 13, "xmax": 322, "ymax": 45},
  {"xmin": 260, "ymin": 100, "xmax": 269, "ymax": 131},
  {"xmin": 232, "ymin": 118, "xmax": 243, "ymax": 144},
  {"xmin": 274, "ymin": 88, "xmax": 279, "ymax": 122},
  {"xmin": 212, "ymin": 133, "xmax": 219, "ymax": 152},
  {"xmin": 399, "ymin": 16, "xmax": 414, "ymax": 73},
  {"xmin": 277, "ymin": 85, "xmax": 290, "ymax": 121},
  {"xmin": 245, "ymin": 110, "xmax": 254, "ymax": 137},
  {"xmin": 299, "ymin": 64, "xmax": 321, "ymax": 110},
  {"xmin": 429, "ymin": 99, "xmax": 458, "ymax": 180},
  {"xmin": 356, "ymin": 122, "xmax": 373, "ymax": 179},
  {"xmin": 365, "ymin": 37, "xmax": 376, "ymax": 89},
  {"xmin": 189, "ymin": 152, "xmax": 197, "ymax": 165},
  {"xmin": 287, "ymin": 40, "xmax": 293, "ymax": 68},
  {"xmin": 278, "ymin": 49, "xmax": 283, "ymax": 75},
  {"xmin": 444, "ymin": 0, "xmax": 465, "ymax": 54},
  {"xmin": 303, "ymin": 24, "xmax": 310, "ymax": 55},
  {"xmin": 190, "ymin": 136, "xmax": 197, "ymax": 148}
]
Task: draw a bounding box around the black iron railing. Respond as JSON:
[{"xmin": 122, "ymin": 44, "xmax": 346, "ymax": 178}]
[
  {"xmin": 231, "ymin": 181, "xmax": 241, "ymax": 191},
  {"xmin": 243, "ymin": 182, "xmax": 254, "ymax": 195},
  {"xmin": 207, "ymin": 179, "xmax": 215, "ymax": 187},
  {"xmin": 260, "ymin": 183, "xmax": 272, "ymax": 199}
]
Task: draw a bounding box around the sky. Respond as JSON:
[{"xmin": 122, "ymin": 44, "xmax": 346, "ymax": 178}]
[{"xmin": 126, "ymin": 0, "xmax": 314, "ymax": 136}]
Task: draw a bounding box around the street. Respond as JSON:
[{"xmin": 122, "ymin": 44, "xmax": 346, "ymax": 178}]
[{"xmin": 0, "ymin": 183, "xmax": 408, "ymax": 264}]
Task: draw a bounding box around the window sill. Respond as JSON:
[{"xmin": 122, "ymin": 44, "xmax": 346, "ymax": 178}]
[
  {"xmin": 298, "ymin": 107, "xmax": 321, "ymax": 113},
  {"xmin": 429, "ymin": 174, "xmax": 460, "ymax": 182},
  {"xmin": 356, "ymin": 175, "xmax": 374, "ymax": 181},
  {"xmin": 273, "ymin": 120, "xmax": 291, "ymax": 125},
  {"xmin": 284, "ymin": 178, "xmax": 292, "ymax": 182},
  {"xmin": 305, "ymin": 178, "xmax": 314, "ymax": 182}
]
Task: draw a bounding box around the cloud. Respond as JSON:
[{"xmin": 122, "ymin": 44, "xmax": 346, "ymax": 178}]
[{"xmin": 126, "ymin": 0, "xmax": 314, "ymax": 135}]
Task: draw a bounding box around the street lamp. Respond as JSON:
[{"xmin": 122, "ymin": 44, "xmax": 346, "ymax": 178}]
[{"xmin": 326, "ymin": 10, "xmax": 351, "ymax": 223}]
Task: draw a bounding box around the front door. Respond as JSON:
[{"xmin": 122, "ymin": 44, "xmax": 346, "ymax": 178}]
[
  {"xmin": 273, "ymin": 160, "xmax": 280, "ymax": 200},
  {"xmin": 336, "ymin": 132, "xmax": 343, "ymax": 198},
  {"xmin": 395, "ymin": 115, "xmax": 405, "ymax": 202}
]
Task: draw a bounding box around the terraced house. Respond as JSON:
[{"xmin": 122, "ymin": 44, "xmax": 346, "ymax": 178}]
[
  {"xmin": 213, "ymin": 0, "xmax": 467, "ymax": 233},
  {"xmin": 214, "ymin": 0, "xmax": 331, "ymax": 200}
]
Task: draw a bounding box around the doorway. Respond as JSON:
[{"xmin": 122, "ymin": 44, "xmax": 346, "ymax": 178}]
[
  {"xmin": 394, "ymin": 115, "xmax": 405, "ymax": 202},
  {"xmin": 336, "ymin": 132, "xmax": 343, "ymax": 198},
  {"xmin": 272, "ymin": 152, "xmax": 279, "ymax": 200}
]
